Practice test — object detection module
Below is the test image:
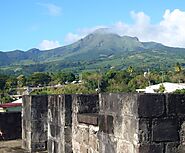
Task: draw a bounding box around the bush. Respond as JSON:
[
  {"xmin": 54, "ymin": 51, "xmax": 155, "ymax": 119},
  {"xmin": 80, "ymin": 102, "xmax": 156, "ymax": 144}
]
[{"xmin": 174, "ymin": 89, "xmax": 185, "ymax": 94}]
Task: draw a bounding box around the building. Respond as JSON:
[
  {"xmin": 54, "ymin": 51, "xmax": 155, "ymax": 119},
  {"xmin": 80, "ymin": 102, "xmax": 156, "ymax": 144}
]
[
  {"xmin": 0, "ymin": 98, "xmax": 22, "ymax": 112},
  {"xmin": 136, "ymin": 82, "xmax": 185, "ymax": 93}
]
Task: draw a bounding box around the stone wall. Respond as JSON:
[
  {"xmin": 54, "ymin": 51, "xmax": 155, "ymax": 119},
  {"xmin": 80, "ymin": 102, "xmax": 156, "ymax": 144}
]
[
  {"xmin": 0, "ymin": 112, "xmax": 21, "ymax": 140},
  {"xmin": 22, "ymin": 95, "xmax": 48, "ymax": 152},
  {"xmin": 48, "ymin": 95, "xmax": 73, "ymax": 153},
  {"xmin": 22, "ymin": 93, "xmax": 185, "ymax": 153},
  {"xmin": 72, "ymin": 94, "xmax": 99, "ymax": 153},
  {"xmin": 98, "ymin": 93, "xmax": 139, "ymax": 153},
  {"xmin": 138, "ymin": 94, "xmax": 185, "ymax": 153}
]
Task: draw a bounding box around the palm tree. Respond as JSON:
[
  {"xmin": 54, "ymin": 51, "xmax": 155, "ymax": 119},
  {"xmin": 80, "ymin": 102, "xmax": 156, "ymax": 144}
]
[
  {"xmin": 174, "ymin": 62, "xmax": 182, "ymax": 83},
  {"xmin": 127, "ymin": 66, "xmax": 134, "ymax": 76},
  {"xmin": 175, "ymin": 62, "xmax": 182, "ymax": 73}
]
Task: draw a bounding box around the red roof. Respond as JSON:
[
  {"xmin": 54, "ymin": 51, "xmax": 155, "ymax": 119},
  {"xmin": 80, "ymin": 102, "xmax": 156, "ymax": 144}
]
[{"xmin": 0, "ymin": 103, "xmax": 22, "ymax": 108}]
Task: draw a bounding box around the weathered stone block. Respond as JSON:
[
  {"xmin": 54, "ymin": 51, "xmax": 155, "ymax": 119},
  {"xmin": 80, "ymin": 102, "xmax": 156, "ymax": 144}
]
[
  {"xmin": 166, "ymin": 142, "xmax": 179, "ymax": 153},
  {"xmin": 115, "ymin": 115, "xmax": 138, "ymax": 143},
  {"xmin": 178, "ymin": 145, "xmax": 185, "ymax": 153},
  {"xmin": 99, "ymin": 93, "xmax": 138, "ymax": 116},
  {"xmin": 99, "ymin": 93, "xmax": 119, "ymax": 113},
  {"xmin": 75, "ymin": 94, "xmax": 99, "ymax": 113},
  {"xmin": 152, "ymin": 118, "xmax": 179, "ymax": 142},
  {"xmin": 179, "ymin": 121, "xmax": 185, "ymax": 144},
  {"xmin": 64, "ymin": 127, "xmax": 72, "ymax": 144},
  {"xmin": 31, "ymin": 108, "xmax": 48, "ymax": 121},
  {"xmin": 139, "ymin": 119, "xmax": 151, "ymax": 143},
  {"xmin": 107, "ymin": 115, "xmax": 114, "ymax": 134},
  {"xmin": 138, "ymin": 94, "xmax": 165, "ymax": 118},
  {"xmin": 167, "ymin": 94, "xmax": 185, "ymax": 116},
  {"xmin": 98, "ymin": 133, "xmax": 117, "ymax": 153},
  {"xmin": 64, "ymin": 95, "xmax": 72, "ymax": 126},
  {"xmin": 117, "ymin": 140, "xmax": 136, "ymax": 153},
  {"xmin": 139, "ymin": 144, "xmax": 163, "ymax": 153},
  {"xmin": 80, "ymin": 145, "xmax": 88, "ymax": 153},
  {"xmin": 99, "ymin": 115, "xmax": 114, "ymax": 134},
  {"xmin": 65, "ymin": 143, "xmax": 73, "ymax": 153},
  {"xmin": 31, "ymin": 95, "xmax": 48, "ymax": 111},
  {"xmin": 89, "ymin": 131, "xmax": 99, "ymax": 152},
  {"xmin": 47, "ymin": 139, "xmax": 53, "ymax": 153},
  {"xmin": 31, "ymin": 141, "xmax": 47, "ymax": 151},
  {"xmin": 48, "ymin": 124, "xmax": 56, "ymax": 138},
  {"xmin": 77, "ymin": 113, "xmax": 99, "ymax": 126}
]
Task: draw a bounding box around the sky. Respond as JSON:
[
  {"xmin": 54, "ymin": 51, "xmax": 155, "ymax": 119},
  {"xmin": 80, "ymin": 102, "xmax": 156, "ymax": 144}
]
[{"xmin": 1, "ymin": 0, "xmax": 185, "ymax": 51}]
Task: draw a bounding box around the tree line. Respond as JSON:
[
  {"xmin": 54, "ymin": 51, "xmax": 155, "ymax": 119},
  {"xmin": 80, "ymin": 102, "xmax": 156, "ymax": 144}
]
[{"xmin": 0, "ymin": 63, "xmax": 184, "ymax": 103}]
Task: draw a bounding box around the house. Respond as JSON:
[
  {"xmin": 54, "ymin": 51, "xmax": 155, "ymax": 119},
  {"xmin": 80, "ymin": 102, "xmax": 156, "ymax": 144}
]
[
  {"xmin": 136, "ymin": 82, "xmax": 185, "ymax": 93},
  {"xmin": 0, "ymin": 98, "xmax": 22, "ymax": 112}
]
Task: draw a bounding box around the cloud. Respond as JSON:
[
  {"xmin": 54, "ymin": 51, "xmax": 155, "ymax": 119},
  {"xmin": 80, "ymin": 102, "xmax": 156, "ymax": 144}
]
[
  {"xmin": 64, "ymin": 9, "xmax": 185, "ymax": 48},
  {"xmin": 64, "ymin": 33, "xmax": 82, "ymax": 45},
  {"xmin": 64, "ymin": 26, "xmax": 106, "ymax": 44},
  {"xmin": 38, "ymin": 40, "xmax": 61, "ymax": 50},
  {"xmin": 37, "ymin": 3, "xmax": 62, "ymax": 16}
]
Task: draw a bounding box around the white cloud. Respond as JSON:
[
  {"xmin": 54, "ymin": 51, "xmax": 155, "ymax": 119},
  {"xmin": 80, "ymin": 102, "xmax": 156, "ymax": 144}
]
[
  {"xmin": 64, "ymin": 26, "xmax": 106, "ymax": 44},
  {"xmin": 38, "ymin": 40, "xmax": 61, "ymax": 50},
  {"xmin": 130, "ymin": 11, "xmax": 150, "ymax": 25},
  {"xmin": 37, "ymin": 3, "xmax": 62, "ymax": 16},
  {"xmin": 64, "ymin": 33, "xmax": 82, "ymax": 45},
  {"xmin": 64, "ymin": 9, "xmax": 185, "ymax": 48}
]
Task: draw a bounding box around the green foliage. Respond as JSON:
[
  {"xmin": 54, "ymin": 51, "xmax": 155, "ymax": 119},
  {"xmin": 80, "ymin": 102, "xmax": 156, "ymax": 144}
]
[
  {"xmin": 28, "ymin": 72, "xmax": 51, "ymax": 86},
  {"xmin": 82, "ymin": 72, "xmax": 102, "ymax": 91},
  {"xmin": 128, "ymin": 75, "xmax": 148, "ymax": 91},
  {"xmin": 174, "ymin": 89, "xmax": 185, "ymax": 94},
  {"xmin": 127, "ymin": 66, "xmax": 134, "ymax": 76},
  {"xmin": 0, "ymin": 94, "xmax": 13, "ymax": 104},
  {"xmin": 175, "ymin": 62, "xmax": 182, "ymax": 73},
  {"xmin": 32, "ymin": 84, "xmax": 96, "ymax": 95},
  {"xmin": 158, "ymin": 84, "xmax": 166, "ymax": 93},
  {"xmin": 17, "ymin": 75, "xmax": 26, "ymax": 87},
  {"xmin": 0, "ymin": 77, "xmax": 6, "ymax": 90},
  {"xmin": 0, "ymin": 61, "xmax": 185, "ymax": 97}
]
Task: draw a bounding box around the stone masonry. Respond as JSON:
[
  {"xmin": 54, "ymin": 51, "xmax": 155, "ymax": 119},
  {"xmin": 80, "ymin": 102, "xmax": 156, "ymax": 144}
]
[
  {"xmin": 22, "ymin": 95, "xmax": 48, "ymax": 152},
  {"xmin": 22, "ymin": 93, "xmax": 185, "ymax": 153}
]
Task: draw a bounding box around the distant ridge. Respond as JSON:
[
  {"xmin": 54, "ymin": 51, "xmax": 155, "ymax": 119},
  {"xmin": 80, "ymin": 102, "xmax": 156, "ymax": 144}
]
[{"xmin": 0, "ymin": 29, "xmax": 185, "ymax": 74}]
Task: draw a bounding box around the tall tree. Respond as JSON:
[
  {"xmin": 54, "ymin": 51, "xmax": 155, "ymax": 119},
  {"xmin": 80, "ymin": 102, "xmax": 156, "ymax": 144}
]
[
  {"xmin": 175, "ymin": 62, "xmax": 182, "ymax": 73},
  {"xmin": 28, "ymin": 72, "xmax": 51, "ymax": 86}
]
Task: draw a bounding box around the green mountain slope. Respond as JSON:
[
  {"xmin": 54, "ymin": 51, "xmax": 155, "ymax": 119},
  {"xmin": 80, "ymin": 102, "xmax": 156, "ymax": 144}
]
[{"xmin": 0, "ymin": 29, "xmax": 185, "ymax": 74}]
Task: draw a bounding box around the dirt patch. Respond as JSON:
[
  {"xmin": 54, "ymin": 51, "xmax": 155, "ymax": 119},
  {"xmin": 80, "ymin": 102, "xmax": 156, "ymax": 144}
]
[
  {"xmin": 0, "ymin": 139, "xmax": 48, "ymax": 153},
  {"xmin": 0, "ymin": 139, "xmax": 29, "ymax": 153}
]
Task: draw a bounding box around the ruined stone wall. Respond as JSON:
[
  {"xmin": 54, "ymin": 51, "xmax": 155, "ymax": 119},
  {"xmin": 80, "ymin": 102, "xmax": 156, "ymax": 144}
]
[
  {"xmin": 72, "ymin": 94, "xmax": 99, "ymax": 153},
  {"xmin": 22, "ymin": 95, "xmax": 48, "ymax": 152},
  {"xmin": 98, "ymin": 93, "xmax": 139, "ymax": 153},
  {"xmin": 48, "ymin": 95, "xmax": 72, "ymax": 153},
  {"xmin": 22, "ymin": 93, "xmax": 185, "ymax": 153},
  {"xmin": 97, "ymin": 93, "xmax": 185, "ymax": 153},
  {"xmin": 137, "ymin": 94, "xmax": 185, "ymax": 153},
  {"xmin": 0, "ymin": 112, "xmax": 21, "ymax": 140}
]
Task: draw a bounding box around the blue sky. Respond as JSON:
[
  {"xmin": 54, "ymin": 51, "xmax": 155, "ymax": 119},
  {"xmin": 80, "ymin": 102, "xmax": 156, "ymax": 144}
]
[{"xmin": 1, "ymin": 0, "xmax": 185, "ymax": 51}]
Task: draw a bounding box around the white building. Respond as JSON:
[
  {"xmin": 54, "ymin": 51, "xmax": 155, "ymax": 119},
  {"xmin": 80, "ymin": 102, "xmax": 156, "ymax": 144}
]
[{"xmin": 136, "ymin": 82, "xmax": 185, "ymax": 93}]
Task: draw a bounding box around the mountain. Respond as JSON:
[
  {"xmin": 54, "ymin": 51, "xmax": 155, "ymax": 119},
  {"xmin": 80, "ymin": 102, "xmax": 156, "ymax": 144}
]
[{"xmin": 0, "ymin": 29, "xmax": 185, "ymax": 74}]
